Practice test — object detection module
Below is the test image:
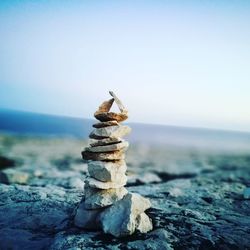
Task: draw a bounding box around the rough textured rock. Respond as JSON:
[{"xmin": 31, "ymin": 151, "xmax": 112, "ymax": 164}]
[
  {"xmin": 129, "ymin": 176, "xmax": 250, "ymax": 250},
  {"xmin": 1, "ymin": 162, "xmax": 250, "ymax": 249},
  {"xmin": 85, "ymin": 176, "xmax": 127, "ymax": 189},
  {"xmin": 89, "ymin": 125, "xmax": 131, "ymax": 140},
  {"xmin": 1, "ymin": 134, "xmax": 250, "ymax": 249},
  {"xmin": 84, "ymin": 186, "xmax": 128, "ymax": 209},
  {"xmin": 126, "ymin": 229, "xmax": 174, "ymax": 250},
  {"xmin": 0, "ymin": 183, "xmax": 80, "ymax": 250},
  {"xmin": 74, "ymin": 200, "xmax": 102, "ymax": 229},
  {"xmin": 99, "ymin": 193, "xmax": 151, "ymax": 237},
  {"xmin": 82, "ymin": 150, "xmax": 125, "ymax": 161},
  {"xmin": 88, "ymin": 160, "xmax": 127, "ymax": 182},
  {"xmin": 93, "ymin": 120, "xmax": 119, "ymax": 128},
  {"xmin": 85, "ymin": 141, "xmax": 129, "ymax": 153}
]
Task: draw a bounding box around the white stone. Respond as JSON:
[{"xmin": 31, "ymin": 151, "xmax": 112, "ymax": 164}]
[
  {"xmin": 135, "ymin": 213, "xmax": 153, "ymax": 233},
  {"xmin": 243, "ymin": 187, "xmax": 250, "ymax": 199},
  {"xmin": 89, "ymin": 125, "xmax": 131, "ymax": 139},
  {"xmin": 85, "ymin": 176, "xmax": 127, "ymax": 189},
  {"xmin": 99, "ymin": 192, "xmax": 151, "ymax": 237},
  {"xmin": 109, "ymin": 91, "xmax": 127, "ymax": 113},
  {"xmin": 85, "ymin": 141, "xmax": 129, "ymax": 153},
  {"xmin": 84, "ymin": 186, "xmax": 128, "ymax": 209},
  {"xmin": 74, "ymin": 200, "xmax": 102, "ymax": 229},
  {"xmin": 88, "ymin": 160, "xmax": 127, "ymax": 182}
]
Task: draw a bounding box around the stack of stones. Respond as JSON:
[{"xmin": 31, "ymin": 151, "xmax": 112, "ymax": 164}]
[{"xmin": 74, "ymin": 91, "xmax": 153, "ymax": 237}]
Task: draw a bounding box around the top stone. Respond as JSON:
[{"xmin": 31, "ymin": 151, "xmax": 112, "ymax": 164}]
[
  {"xmin": 95, "ymin": 98, "xmax": 114, "ymax": 113},
  {"xmin": 94, "ymin": 91, "xmax": 128, "ymax": 122},
  {"xmin": 109, "ymin": 91, "xmax": 127, "ymax": 113}
]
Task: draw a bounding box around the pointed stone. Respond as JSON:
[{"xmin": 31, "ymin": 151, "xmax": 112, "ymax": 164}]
[
  {"xmin": 74, "ymin": 200, "xmax": 102, "ymax": 229},
  {"xmin": 88, "ymin": 160, "xmax": 127, "ymax": 182},
  {"xmin": 84, "ymin": 186, "xmax": 128, "ymax": 209},
  {"xmin": 109, "ymin": 91, "xmax": 128, "ymax": 114},
  {"xmin": 93, "ymin": 120, "xmax": 119, "ymax": 128},
  {"xmin": 135, "ymin": 213, "xmax": 153, "ymax": 233},
  {"xmin": 89, "ymin": 125, "xmax": 131, "ymax": 140},
  {"xmin": 85, "ymin": 141, "xmax": 129, "ymax": 153},
  {"xmin": 85, "ymin": 175, "xmax": 127, "ymax": 189},
  {"xmin": 89, "ymin": 138, "xmax": 122, "ymax": 147},
  {"xmin": 95, "ymin": 98, "xmax": 114, "ymax": 113},
  {"xmin": 99, "ymin": 193, "xmax": 151, "ymax": 237},
  {"xmin": 82, "ymin": 150, "xmax": 125, "ymax": 161}
]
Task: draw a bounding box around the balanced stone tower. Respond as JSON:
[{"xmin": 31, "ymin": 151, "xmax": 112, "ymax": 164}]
[{"xmin": 74, "ymin": 91, "xmax": 153, "ymax": 237}]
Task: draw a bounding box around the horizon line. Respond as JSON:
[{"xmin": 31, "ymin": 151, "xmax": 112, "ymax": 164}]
[{"xmin": 1, "ymin": 107, "xmax": 250, "ymax": 135}]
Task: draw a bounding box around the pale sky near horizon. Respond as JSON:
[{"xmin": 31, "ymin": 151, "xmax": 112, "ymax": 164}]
[{"xmin": 0, "ymin": 0, "xmax": 250, "ymax": 132}]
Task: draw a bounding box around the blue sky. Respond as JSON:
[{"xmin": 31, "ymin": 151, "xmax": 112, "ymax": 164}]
[{"xmin": 0, "ymin": 0, "xmax": 250, "ymax": 131}]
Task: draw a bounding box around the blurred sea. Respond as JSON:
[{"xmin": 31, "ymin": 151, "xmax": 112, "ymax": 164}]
[{"xmin": 1, "ymin": 109, "xmax": 250, "ymax": 152}]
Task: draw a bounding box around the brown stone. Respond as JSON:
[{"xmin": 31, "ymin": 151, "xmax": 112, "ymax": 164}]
[
  {"xmin": 82, "ymin": 150, "xmax": 125, "ymax": 161},
  {"xmin": 93, "ymin": 120, "xmax": 119, "ymax": 128},
  {"xmin": 96, "ymin": 98, "xmax": 114, "ymax": 113},
  {"xmin": 89, "ymin": 138, "xmax": 122, "ymax": 147},
  {"xmin": 94, "ymin": 112, "xmax": 128, "ymax": 122}
]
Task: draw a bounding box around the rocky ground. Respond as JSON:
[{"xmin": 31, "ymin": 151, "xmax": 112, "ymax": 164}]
[{"xmin": 0, "ymin": 133, "xmax": 250, "ymax": 250}]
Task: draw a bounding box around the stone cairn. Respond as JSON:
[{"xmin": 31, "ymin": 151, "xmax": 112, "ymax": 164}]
[{"xmin": 74, "ymin": 91, "xmax": 153, "ymax": 237}]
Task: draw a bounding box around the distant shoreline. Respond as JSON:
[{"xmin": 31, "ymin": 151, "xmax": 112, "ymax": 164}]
[{"xmin": 1, "ymin": 109, "xmax": 250, "ymax": 152}]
